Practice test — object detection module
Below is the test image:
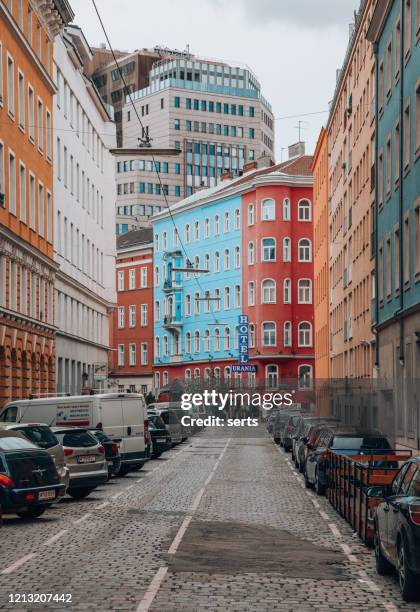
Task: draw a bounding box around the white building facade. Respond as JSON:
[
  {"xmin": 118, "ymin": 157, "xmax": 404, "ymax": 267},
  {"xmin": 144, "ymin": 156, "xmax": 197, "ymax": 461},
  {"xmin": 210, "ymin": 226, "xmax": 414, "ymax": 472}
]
[{"xmin": 53, "ymin": 26, "xmax": 116, "ymax": 394}]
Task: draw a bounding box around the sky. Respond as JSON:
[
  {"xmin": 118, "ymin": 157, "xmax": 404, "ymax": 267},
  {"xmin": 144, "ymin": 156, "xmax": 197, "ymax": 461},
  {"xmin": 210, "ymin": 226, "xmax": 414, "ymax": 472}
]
[{"xmin": 70, "ymin": 0, "xmax": 360, "ymax": 160}]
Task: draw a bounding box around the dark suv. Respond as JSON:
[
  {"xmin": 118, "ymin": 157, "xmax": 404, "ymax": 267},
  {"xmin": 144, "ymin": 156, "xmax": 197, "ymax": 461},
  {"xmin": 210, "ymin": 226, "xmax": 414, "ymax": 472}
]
[
  {"xmin": 374, "ymin": 457, "xmax": 420, "ymax": 602},
  {"xmin": 0, "ymin": 430, "xmax": 64, "ymax": 519}
]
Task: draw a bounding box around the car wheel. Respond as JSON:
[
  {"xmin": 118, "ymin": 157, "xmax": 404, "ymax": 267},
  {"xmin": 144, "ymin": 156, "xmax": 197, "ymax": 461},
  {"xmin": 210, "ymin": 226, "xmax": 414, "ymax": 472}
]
[
  {"xmin": 304, "ymin": 468, "xmax": 313, "ymax": 489},
  {"xmin": 16, "ymin": 506, "xmax": 46, "ymax": 519},
  {"xmin": 315, "ymin": 470, "xmax": 326, "ymax": 495},
  {"xmin": 398, "ymin": 537, "xmax": 420, "ymax": 602},
  {"xmin": 374, "ymin": 530, "xmax": 393, "ymax": 575},
  {"xmin": 68, "ymin": 488, "xmax": 94, "ymax": 499},
  {"xmin": 298, "ymin": 459, "xmax": 305, "ymax": 474}
]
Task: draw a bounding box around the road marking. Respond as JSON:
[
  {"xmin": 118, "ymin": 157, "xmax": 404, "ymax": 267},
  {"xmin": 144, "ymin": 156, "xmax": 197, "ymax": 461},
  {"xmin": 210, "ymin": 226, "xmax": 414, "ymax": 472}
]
[
  {"xmin": 357, "ymin": 571, "xmax": 381, "ymax": 592},
  {"xmin": 111, "ymin": 491, "xmax": 123, "ymax": 500},
  {"xmin": 136, "ymin": 566, "xmax": 168, "ymax": 612},
  {"xmin": 73, "ymin": 513, "xmax": 91, "ymax": 525},
  {"xmin": 43, "ymin": 530, "xmax": 68, "ymax": 546},
  {"xmin": 95, "ymin": 501, "xmax": 110, "ymax": 510},
  {"xmin": 311, "ymin": 499, "xmax": 321, "ymax": 508},
  {"xmin": 167, "ymin": 514, "xmax": 194, "ymax": 555},
  {"xmin": 190, "ymin": 487, "xmax": 205, "ymax": 512},
  {"xmin": 382, "ymin": 604, "xmax": 399, "ymax": 612},
  {"xmin": 340, "ymin": 543, "xmax": 352, "ymax": 555},
  {"xmin": 328, "ymin": 523, "xmax": 342, "ymax": 538},
  {"xmin": 1, "ymin": 553, "xmax": 37, "ymax": 575},
  {"xmin": 125, "ymin": 484, "xmax": 135, "ymax": 490},
  {"xmin": 319, "ymin": 510, "xmax": 330, "ymax": 520}
]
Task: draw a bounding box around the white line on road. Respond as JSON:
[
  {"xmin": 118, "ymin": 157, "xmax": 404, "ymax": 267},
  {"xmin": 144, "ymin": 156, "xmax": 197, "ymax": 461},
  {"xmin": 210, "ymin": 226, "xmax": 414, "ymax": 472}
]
[
  {"xmin": 136, "ymin": 566, "xmax": 168, "ymax": 612},
  {"xmin": 167, "ymin": 514, "xmax": 194, "ymax": 555},
  {"xmin": 319, "ymin": 510, "xmax": 330, "ymax": 520},
  {"xmin": 357, "ymin": 570, "xmax": 381, "ymax": 592},
  {"xmin": 125, "ymin": 484, "xmax": 135, "ymax": 490},
  {"xmin": 311, "ymin": 499, "xmax": 321, "ymax": 508},
  {"xmin": 328, "ymin": 523, "xmax": 342, "ymax": 538},
  {"xmin": 95, "ymin": 501, "xmax": 110, "ymax": 510},
  {"xmin": 73, "ymin": 513, "xmax": 91, "ymax": 525},
  {"xmin": 1, "ymin": 553, "xmax": 37, "ymax": 575},
  {"xmin": 111, "ymin": 491, "xmax": 123, "ymax": 500},
  {"xmin": 43, "ymin": 530, "xmax": 68, "ymax": 546}
]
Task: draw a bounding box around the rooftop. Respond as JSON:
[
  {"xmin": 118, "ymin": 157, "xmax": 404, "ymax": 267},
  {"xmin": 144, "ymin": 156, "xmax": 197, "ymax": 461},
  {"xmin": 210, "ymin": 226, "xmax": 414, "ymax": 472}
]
[{"xmin": 116, "ymin": 227, "xmax": 153, "ymax": 250}]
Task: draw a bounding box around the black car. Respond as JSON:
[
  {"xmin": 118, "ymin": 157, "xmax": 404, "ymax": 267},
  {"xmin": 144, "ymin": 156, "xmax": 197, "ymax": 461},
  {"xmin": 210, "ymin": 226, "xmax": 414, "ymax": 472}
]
[
  {"xmin": 305, "ymin": 428, "xmax": 392, "ymax": 495},
  {"xmin": 89, "ymin": 429, "xmax": 121, "ymax": 477},
  {"xmin": 374, "ymin": 457, "xmax": 420, "ymax": 602},
  {"xmin": 148, "ymin": 415, "xmax": 172, "ymax": 458},
  {"xmin": 0, "ymin": 430, "xmax": 65, "ymax": 519}
]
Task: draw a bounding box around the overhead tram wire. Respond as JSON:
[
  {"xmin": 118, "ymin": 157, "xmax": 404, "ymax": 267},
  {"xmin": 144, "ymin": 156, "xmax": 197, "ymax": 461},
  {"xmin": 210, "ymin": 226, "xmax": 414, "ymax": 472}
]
[{"xmin": 90, "ymin": 0, "xmax": 222, "ymax": 324}]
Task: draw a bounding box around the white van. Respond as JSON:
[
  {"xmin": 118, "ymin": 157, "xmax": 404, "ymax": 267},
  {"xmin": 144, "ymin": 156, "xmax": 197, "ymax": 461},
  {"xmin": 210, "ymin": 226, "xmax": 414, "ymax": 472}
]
[{"xmin": 0, "ymin": 393, "xmax": 148, "ymax": 475}]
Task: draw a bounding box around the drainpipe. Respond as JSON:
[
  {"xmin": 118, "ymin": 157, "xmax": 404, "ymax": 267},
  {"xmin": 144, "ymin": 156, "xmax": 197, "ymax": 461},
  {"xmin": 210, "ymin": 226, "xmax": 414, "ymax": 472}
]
[
  {"xmin": 373, "ymin": 41, "xmax": 380, "ymax": 369},
  {"xmin": 397, "ymin": 0, "xmax": 405, "ymax": 366}
]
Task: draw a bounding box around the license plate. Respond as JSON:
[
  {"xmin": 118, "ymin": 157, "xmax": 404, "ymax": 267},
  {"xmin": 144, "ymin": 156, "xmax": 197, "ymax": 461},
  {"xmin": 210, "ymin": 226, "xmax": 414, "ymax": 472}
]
[
  {"xmin": 77, "ymin": 455, "xmax": 96, "ymax": 464},
  {"xmin": 39, "ymin": 490, "xmax": 56, "ymax": 501},
  {"xmin": 156, "ymin": 438, "xmax": 167, "ymax": 443}
]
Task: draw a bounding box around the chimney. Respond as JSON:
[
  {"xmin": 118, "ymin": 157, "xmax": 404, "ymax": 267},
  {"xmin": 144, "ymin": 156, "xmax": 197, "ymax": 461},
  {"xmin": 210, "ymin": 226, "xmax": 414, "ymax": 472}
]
[
  {"xmin": 256, "ymin": 153, "xmax": 274, "ymax": 169},
  {"xmin": 288, "ymin": 141, "xmax": 305, "ymax": 159}
]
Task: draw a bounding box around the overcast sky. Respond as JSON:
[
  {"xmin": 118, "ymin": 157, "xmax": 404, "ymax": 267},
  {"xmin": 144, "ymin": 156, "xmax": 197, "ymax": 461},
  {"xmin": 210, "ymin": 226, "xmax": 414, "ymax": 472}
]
[{"xmin": 70, "ymin": 0, "xmax": 359, "ymax": 160}]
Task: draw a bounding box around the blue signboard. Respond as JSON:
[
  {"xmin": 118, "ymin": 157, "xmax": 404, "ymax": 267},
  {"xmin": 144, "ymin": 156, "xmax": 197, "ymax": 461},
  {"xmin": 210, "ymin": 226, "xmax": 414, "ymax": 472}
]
[
  {"xmin": 238, "ymin": 315, "xmax": 249, "ymax": 364},
  {"xmin": 232, "ymin": 364, "xmax": 257, "ymax": 373}
]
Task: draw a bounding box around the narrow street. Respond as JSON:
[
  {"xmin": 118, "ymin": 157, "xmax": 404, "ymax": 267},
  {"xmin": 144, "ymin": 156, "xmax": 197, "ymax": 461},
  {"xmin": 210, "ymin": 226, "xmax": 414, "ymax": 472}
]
[{"xmin": 0, "ymin": 426, "xmax": 416, "ymax": 611}]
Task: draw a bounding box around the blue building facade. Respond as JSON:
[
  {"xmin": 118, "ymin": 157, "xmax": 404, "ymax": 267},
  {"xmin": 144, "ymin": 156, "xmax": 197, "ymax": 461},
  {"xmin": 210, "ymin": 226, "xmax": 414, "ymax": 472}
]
[
  {"xmin": 367, "ymin": 0, "xmax": 420, "ymax": 449},
  {"xmin": 152, "ymin": 187, "xmax": 242, "ymax": 388}
]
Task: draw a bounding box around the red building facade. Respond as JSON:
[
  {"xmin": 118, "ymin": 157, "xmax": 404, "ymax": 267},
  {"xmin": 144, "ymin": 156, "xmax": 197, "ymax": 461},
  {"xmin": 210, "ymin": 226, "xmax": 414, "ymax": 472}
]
[{"xmin": 110, "ymin": 229, "xmax": 154, "ymax": 394}]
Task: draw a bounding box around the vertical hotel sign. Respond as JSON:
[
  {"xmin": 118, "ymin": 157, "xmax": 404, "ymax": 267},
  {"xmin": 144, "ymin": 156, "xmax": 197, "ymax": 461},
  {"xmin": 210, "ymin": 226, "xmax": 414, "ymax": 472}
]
[{"xmin": 238, "ymin": 315, "xmax": 249, "ymax": 363}]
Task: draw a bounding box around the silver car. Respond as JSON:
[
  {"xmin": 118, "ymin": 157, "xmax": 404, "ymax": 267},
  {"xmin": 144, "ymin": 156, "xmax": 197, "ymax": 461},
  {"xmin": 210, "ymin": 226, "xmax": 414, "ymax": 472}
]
[
  {"xmin": 52, "ymin": 427, "xmax": 108, "ymax": 499},
  {"xmin": 0, "ymin": 423, "xmax": 70, "ymax": 491},
  {"xmin": 148, "ymin": 409, "xmax": 183, "ymax": 446}
]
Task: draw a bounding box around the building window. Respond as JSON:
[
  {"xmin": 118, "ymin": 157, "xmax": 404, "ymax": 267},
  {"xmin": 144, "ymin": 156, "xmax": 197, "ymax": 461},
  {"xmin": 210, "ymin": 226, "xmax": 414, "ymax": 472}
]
[
  {"xmin": 298, "ymin": 199, "xmax": 311, "ymax": 221},
  {"xmin": 234, "ymin": 284, "xmax": 241, "ymax": 308},
  {"xmin": 298, "ymin": 322, "xmax": 312, "ymax": 346},
  {"xmin": 155, "ymin": 337, "xmax": 160, "ymax": 358},
  {"xmin": 262, "ymin": 322, "xmax": 276, "ymax": 346},
  {"xmin": 404, "ymin": 0, "xmax": 412, "ymax": 58},
  {"xmin": 117, "ymin": 344, "xmax": 125, "ymax": 366},
  {"xmin": 224, "ymin": 211, "xmax": 230, "ymax": 233},
  {"xmin": 214, "ymin": 251, "xmax": 220, "ymax": 272},
  {"xmin": 223, "ymin": 327, "xmax": 230, "ymax": 350},
  {"xmin": 298, "ymin": 365, "xmax": 313, "ymax": 388},
  {"xmin": 214, "ymin": 215, "xmax": 220, "ymax": 235},
  {"xmin": 284, "ymin": 321, "xmax": 292, "ymax": 347},
  {"xmin": 184, "ymin": 223, "xmax": 190, "ymax": 243},
  {"xmin": 204, "ymin": 329, "xmax": 210, "ymax": 352},
  {"xmin": 194, "ymin": 330, "xmax": 200, "ymax": 353},
  {"xmin": 262, "ymin": 279, "xmax": 276, "ymax": 303},
  {"xmin": 7, "ymin": 54, "xmax": 14, "ymax": 116},
  {"xmin": 283, "ymin": 198, "xmax": 291, "ymax": 221},
  {"xmin": 404, "ymin": 100, "xmax": 410, "ymax": 169},
  {"xmin": 140, "ymin": 267, "xmax": 147, "ymax": 288},
  {"xmin": 117, "ymin": 270, "xmax": 124, "ymax": 290},
  {"xmin": 261, "ymin": 198, "xmax": 275, "ymax": 220},
  {"xmin": 204, "ymin": 218, "xmax": 210, "ymax": 238},
  {"xmin": 283, "ymin": 278, "xmax": 291, "ymax": 303},
  {"xmin": 262, "ymin": 238, "xmax": 276, "ymax": 261},
  {"xmin": 234, "ymin": 208, "xmax": 240, "ymax": 229},
  {"xmin": 141, "ymin": 304, "xmax": 148, "ymax": 326},
  {"xmin": 141, "ymin": 343, "xmax": 148, "ymax": 365},
  {"xmin": 129, "ymin": 268, "xmax": 136, "ymax": 289},
  {"xmin": 248, "ymin": 281, "xmax": 255, "ymax": 306},
  {"xmin": 163, "ymin": 335, "xmax": 168, "ymax": 357},
  {"xmin": 118, "ymin": 306, "xmax": 125, "ymax": 328},
  {"xmin": 298, "ymin": 279, "xmax": 312, "ymax": 303},
  {"xmin": 248, "ymin": 241, "xmax": 255, "ymax": 265},
  {"xmin": 224, "ymin": 248, "xmax": 230, "ymax": 270},
  {"xmin": 234, "ymin": 246, "xmax": 240, "ymax": 268},
  {"xmin": 185, "ymin": 331, "xmax": 191, "ymax": 353},
  {"xmin": 129, "ymin": 343, "xmax": 136, "ymax": 366},
  {"xmin": 214, "ymin": 328, "xmax": 220, "ymax": 351},
  {"xmin": 266, "ymin": 365, "xmax": 278, "ymax": 387},
  {"xmin": 194, "ymin": 292, "xmax": 200, "ymax": 315},
  {"xmin": 248, "ymin": 203, "xmax": 255, "ymax": 225},
  {"xmin": 8, "ymin": 151, "xmax": 16, "ymax": 215},
  {"xmin": 298, "ymin": 238, "xmax": 312, "ymax": 262},
  {"xmin": 249, "ymin": 323, "xmax": 255, "ymax": 347},
  {"xmin": 224, "ymin": 287, "xmax": 231, "ymax": 309},
  {"xmin": 129, "ymin": 305, "xmax": 136, "ymax": 327},
  {"xmin": 154, "ymin": 266, "xmax": 160, "ymax": 286},
  {"xmin": 283, "ymin": 237, "xmax": 291, "ymax": 261}
]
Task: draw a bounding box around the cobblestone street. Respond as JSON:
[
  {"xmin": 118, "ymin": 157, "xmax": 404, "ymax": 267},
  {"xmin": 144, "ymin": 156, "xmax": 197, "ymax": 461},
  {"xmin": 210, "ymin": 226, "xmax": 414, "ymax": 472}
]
[{"xmin": 0, "ymin": 426, "xmax": 416, "ymax": 611}]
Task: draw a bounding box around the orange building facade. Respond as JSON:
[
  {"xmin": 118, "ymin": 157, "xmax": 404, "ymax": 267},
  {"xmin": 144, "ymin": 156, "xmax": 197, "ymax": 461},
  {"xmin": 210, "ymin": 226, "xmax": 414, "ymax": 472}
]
[
  {"xmin": 327, "ymin": 0, "xmax": 376, "ymax": 379},
  {"xmin": 312, "ymin": 128, "xmax": 329, "ymax": 380},
  {"xmin": 0, "ymin": 0, "xmax": 73, "ymax": 405}
]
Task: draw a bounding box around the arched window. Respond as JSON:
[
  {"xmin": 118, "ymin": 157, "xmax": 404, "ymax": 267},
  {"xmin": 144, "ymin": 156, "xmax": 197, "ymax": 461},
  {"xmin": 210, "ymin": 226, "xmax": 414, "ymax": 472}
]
[
  {"xmin": 173, "ymin": 332, "xmax": 180, "ymax": 355},
  {"xmin": 261, "ymin": 198, "xmax": 275, "ymax": 221},
  {"xmin": 224, "ymin": 248, "xmax": 230, "ymax": 270},
  {"xmin": 283, "ymin": 237, "xmax": 291, "ymax": 262},
  {"xmin": 262, "ymin": 238, "xmax": 276, "ymax": 261},
  {"xmin": 298, "ymin": 199, "xmax": 311, "ymax": 221},
  {"xmin": 224, "ymin": 287, "xmax": 231, "ymax": 309},
  {"xmin": 262, "ymin": 322, "xmax": 276, "ymax": 346},
  {"xmin": 234, "ymin": 208, "xmax": 240, "ymax": 229},
  {"xmin": 163, "ymin": 335, "xmax": 168, "ymax": 356},
  {"xmin": 194, "ymin": 255, "xmax": 200, "ymax": 271},
  {"xmin": 248, "ymin": 281, "xmax": 255, "ymax": 306},
  {"xmin": 204, "ymin": 329, "xmax": 210, "ymax": 351},
  {"xmin": 298, "ymin": 238, "xmax": 312, "ymax": 262},
  {"xmin": 224, "ymin": 327, "xmax": 231, "ymax": 350},
  {"xmin": 194, "ymin": 292, "xmax": 200, "ymax": 314},
  {"xmin": 185, "ymin": 369, "xmax": 191, "ymax": 383},
  {"xmin": 248, "ymin": 241, "xmax": 255, "ymax": 265},
  {"xmin": 194, "ymin": 368, "xmax": 200, "ymax": 380},
  {"xmin": 248, "ymin": 203, "xmax": 255, "ymax": 225},
  {"xmin": 214, "ymin": 367, "xmax": 221, "ymax": 382},
  {"xmin": 163, "ymin": 371, "xmax": 169, "ymax": 386},
  {"xmin": 154, "ymin": 266, "xmax": 160, "ymax": 286},
  {"xmin": 204, "ymin": 253, "xmax": 210, "ymax": 271},
  {"xmin": 204, "ymin": 368, "xmax": 211, "ymax": 383},
  {"xmin": 283, "ymin": 198, "xmax": 291, "ymax": 221},
  {"xmin": 185, "ymin": 331, "xmax": 191, "ymax": 353},
  {"xmin": 224, "ymin": 211, "xmax": 230, "ymax": 232},
  {"xmin": 298, "ymin": 364, "xmax": 313, "ymax": 388},
  {"xmin": 266, "ymin": 364, "xmax": 278, "ymax": 387},
  {"xmin": 234, "ymin": 246, "xmax": 240, "ymax": 268},
  {"xmin": 249, "ymin": 323, "xmax": 255, "ymax": 347},
  {"xmin": 185, "ymin": 294, "xmax": 191, "ymax": 316},
  {"xmin": 224, "ymin": 366, "xmax": 231, "ymax": 382},
  {"xmin": 194, "ymin": 330, "xmax": 200, "ymax": 352},
  {"xmin": 298, "ymin": 322, "xmax": 312, "ymax": 346},
  {"xmin": 154, "ymin": 234, "xmax": 159, "ymax": 251},
  {"xmin": 155, "ymin": 336, "xmax": 160, "ymax": 357},
  {"xmin": 283, "ymin": 278, "xmax": 291, "ymax": 303},
  {"xmin": 204, "ymin": 218, "xmax": 210, "ymax": 238},
  {"xmin": 234, "ymin": 325, "xmax": 239, "ymax": 349},
  {"xmin": 284, "ymin": 321, "xmax": 292, "ymax": 347},
  {"xmin": 214, "ymin": 251, "xmax": 220, "ymax": 272},
  {"xmin": 214, "ymin": 215, "xmax": 220, "ymax": 235},
  {"xmin": 214, "ymin": 328, "xmax": 220, "ymax": 351},
  {"xmin": 184, "ymin": 223, "xmax": 190, "ymax": 243},
  {"xmin": 173, "ymin": 228, "xmax": 179, "ymax": 246},
  {"xmin": 214, "ymin": 288, "xmax": 220, "ymax": 311},
  {"xmin": 162, "ymin": 231, "xmax": 167, "ymax": 249},
  {"xmin": 262, "ymin": 279, "xmax": 276, "ymax": 303},
  {"xmin": 204, "ymin": 290, "xmax": 211, "ymax": 312},
  {"xmin": 298, "ymin": 279, "xmax": 312, "ymax": 303},
  {"xmin": 234, "ymin": 285, "xmax": 241, "ymax": 308},
  {"xmin": 194, "ymin": 220, "xmax": 200, "ymax": 240}
]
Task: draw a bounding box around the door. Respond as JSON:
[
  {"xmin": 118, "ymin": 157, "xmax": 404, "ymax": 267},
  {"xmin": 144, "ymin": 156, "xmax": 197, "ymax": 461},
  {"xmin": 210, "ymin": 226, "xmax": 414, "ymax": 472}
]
[
  {"xmin": 380, "ymin": 463, "xmax": 409, "ymax": 557},
  {"xmin": 306, "ymin": 430, "xmax": 326, "ymax": 482},
  {"xmin": 121, "ymin": 397, "xmax": 145, "ymax": 455},
  {"xmin": 387, "ymin": 463, "xmax": 417, "ymax": 561},
  {"xmin": 100, "ymin": 398, "xmax": 124, "ymax": 441}
]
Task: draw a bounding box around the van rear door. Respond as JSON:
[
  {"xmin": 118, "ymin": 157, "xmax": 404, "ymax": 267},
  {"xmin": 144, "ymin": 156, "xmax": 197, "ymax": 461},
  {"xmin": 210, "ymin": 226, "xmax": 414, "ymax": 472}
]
[
  {"xmin": 99, "ymin": 398, "xmax": 124, "ymax": 441},
  {"xmin": 121, "ymin": 397, "xmax": 145, "ymax": 454}
]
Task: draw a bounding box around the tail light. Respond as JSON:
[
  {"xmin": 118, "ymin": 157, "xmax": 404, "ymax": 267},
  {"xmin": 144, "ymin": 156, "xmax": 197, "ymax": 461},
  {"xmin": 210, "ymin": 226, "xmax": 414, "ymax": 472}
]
[
  {"xmin": 25, "ymin": 493, "xmax": 36, "ymax": 501},
  {"xmin": 111, "ymin": 443, "xmax": 119, "ymax": 453},
  {"xmin": 0, "ymin": 474, "xmax": 14, "ymax": 488},
  {"xmin": 64, "ymin": 448, "xmax": 73, "ymax": 457},
  {"xmin": 98, "ymin": 444, "xmax": 105, "ymax": 454},
  {"xmin": 409, "ymin": 503, "xmax": 420, "ymax": 526},
  {"xmin": 95, "ymin": 422, "xmax": 103, "ymax": 430}
]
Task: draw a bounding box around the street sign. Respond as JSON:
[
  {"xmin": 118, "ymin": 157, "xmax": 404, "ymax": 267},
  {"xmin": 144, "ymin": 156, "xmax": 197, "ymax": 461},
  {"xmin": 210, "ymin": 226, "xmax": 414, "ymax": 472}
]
[{"xmin": 94, "ymin": 362, "xmax": 108, "ymax": 381}]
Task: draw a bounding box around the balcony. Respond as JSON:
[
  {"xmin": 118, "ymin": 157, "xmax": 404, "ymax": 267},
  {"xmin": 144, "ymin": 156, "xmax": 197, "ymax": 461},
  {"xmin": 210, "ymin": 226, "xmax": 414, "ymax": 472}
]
[
  {"xmin": 162, "ymin": 315, "xmax": 183, "ymax": 331},
  {"xmin": 163, "ymin": 279, "xmax": 183, "ymax": 293}
]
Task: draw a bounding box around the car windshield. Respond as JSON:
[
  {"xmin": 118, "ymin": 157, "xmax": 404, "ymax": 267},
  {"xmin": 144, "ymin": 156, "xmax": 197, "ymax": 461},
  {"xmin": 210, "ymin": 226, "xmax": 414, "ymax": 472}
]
[
  {"xmin": 54, "ymin": 430, "xmax": 97, "ymax": 448},
  {"xmin": 0, "ymin": 436, "xmax": 37, "ymax": 450},
  {"xmin": 14, "ymin": 425, "xmax": 59, "ymax": 450},
  {"xmin": 331, "ymin": 436, "xmax": 390, "ymax": 450}
]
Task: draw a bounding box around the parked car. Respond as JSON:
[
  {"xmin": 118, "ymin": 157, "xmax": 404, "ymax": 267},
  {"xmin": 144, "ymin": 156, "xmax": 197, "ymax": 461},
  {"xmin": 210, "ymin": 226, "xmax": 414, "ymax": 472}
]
[
  {"xmin": 0, "ymin": 430, "xmax": 65, "ymax": 519},
  {"xmin": 89, "ymin": 429, "xmax": 121, "ymax": 478},
  {"xmin": 294, "ymin": 418, "xmax": 340, "ymax": 473},
  {"xmin": 281, "ymin": 412, "xmax": 306, "ymax": 451},
  {"xmin": 148, "ymin": 409, "xmax": 183, "ymax": 446},
  {"xmin": 52, "ymin": 427, "xmax": 108, "ymax": 499},
  {"xmin": 266, "ymin": 410, "xmax": 281, "ymax": 435},
  {"xmin": 291, "ymin": 415, "xmax": 318, "ymax": 461},
  {"xmin": 373, "ymin": 457, "xmax": 420, "ymax": 602},
  {"xmin": 272, "ymin": 412, "xmax": 290, "ymax": 444},
  {"xmin": 0, "ymin": 423, "xmax": 69, "ymax": 491},
  {"xmin": 0, "ymin": 393, "xmax": 149, "ymax": 476},
  {"xmin": 148, "ymin": 415, "xmax": 172, "ymax": 458},
  {"xmin": 305, "ymin": 427, "xmax": 393, "ymax": 495}
]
